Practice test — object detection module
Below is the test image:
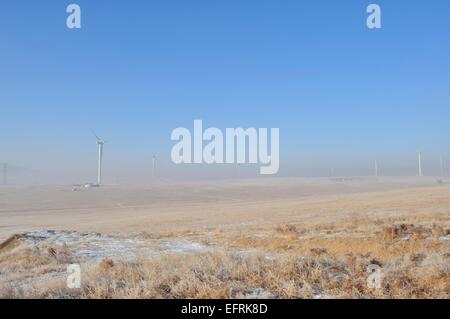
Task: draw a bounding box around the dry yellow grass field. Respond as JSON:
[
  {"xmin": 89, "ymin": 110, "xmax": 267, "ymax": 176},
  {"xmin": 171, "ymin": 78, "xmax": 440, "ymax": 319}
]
[{"xmin": 0, "ymin": 177, "xmax": 449, "ymax": 298}]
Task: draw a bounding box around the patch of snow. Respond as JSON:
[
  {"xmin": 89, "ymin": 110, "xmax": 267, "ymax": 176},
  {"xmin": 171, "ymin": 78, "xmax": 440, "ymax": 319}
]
[
  {"xmin": 16, "ymin": 230, "xmax": 211, "ymax": 262},
  {"xmin": 18, "ymin": 230, "xmax": 148, "ymax": 261},
  {"xmin": 163, "ymin": 240, "xmax": 208, "ymax": 253}
]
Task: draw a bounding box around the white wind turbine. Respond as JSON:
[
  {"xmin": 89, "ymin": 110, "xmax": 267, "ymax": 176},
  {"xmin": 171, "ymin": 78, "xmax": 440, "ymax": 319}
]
[
  {"xmin": 418, "ymin": 151, "xmax": 423, "ymax": 177},
  {"xmin": 152, "ymin": 153, "xmax": 157, "ymax": 179},
  {"xmin": 374, "ymin": 160, "xmax": 379, "ymax": 177},
  {"xmin": 91, "ymin": 130, "xmax": 106, "ymax": 186}
]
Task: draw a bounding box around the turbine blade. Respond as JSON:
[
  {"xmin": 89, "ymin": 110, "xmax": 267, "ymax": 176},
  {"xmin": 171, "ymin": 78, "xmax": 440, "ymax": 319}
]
[{"xmin": 90, "ymin": 128, "xmax": 101, "ymax": 141}]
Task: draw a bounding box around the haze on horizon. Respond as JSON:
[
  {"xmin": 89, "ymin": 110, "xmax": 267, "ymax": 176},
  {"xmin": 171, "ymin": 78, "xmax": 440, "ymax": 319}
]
[{"xmin": 1, "ymin": 1, "xmax": 449, "ymax": 184}]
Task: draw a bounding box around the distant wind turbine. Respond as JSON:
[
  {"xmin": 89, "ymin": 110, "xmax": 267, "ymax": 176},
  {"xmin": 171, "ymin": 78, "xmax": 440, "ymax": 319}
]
[
  {"xmin": 152, "ymin": 154, "xmax": 157, "ymax": 179},
  {"xmin": 418, "ymin": 151, "xmax": 423, "ymax": 177},
  {"xmin": 91, "ymin": 130, "xmax": 106, "ymax": 186},
  {"xmin": 440, "ymin": 156, "xmax": 445, "ymax": 177},
  {"xmin": 374, "ymin": 160, "xmax": 379, "ymax": 177}
]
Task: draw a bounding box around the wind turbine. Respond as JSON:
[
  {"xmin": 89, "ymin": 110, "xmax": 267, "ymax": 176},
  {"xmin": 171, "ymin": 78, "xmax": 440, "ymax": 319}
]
[
  {"xmin": 152, "ymin": 154, "xmax": 157, "ymax": 179},
  {"xmin": 374, "ymin": 160, "xmax": 379, "ymax": 177},
  {"xmin": 91, "ymin": 130, "xmax": 106, "ymax": 186},
  {"xmin": 418, "ymin": 151, "xmax": 423, "ymax": 177},
  {"xmin": 440, "ymin": 156, "xmax": 445, "ymax": 177}
]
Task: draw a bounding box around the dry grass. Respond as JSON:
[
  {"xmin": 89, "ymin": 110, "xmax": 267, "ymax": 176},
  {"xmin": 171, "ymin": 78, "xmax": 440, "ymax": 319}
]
[
  {"xmin": 1, "ymin": 248, "xmax": 448, "ymax": 299},
  {"xmin": 1, "ymin": 217, "xmax": 448, "ymax": 299},
  {"xmin": 0, "ymin": 183, "xmax": 449, "ymax": 299}
]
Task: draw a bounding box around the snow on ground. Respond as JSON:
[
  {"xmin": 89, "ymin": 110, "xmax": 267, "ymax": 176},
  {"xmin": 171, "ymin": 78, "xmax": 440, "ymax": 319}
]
[
  {"xmin": 16, "ymin": 230, "xmax": 209, "ymax": 262},
  {"xmin": 163, "ymin": 240, "xmax": 210, "ymax": 253}
]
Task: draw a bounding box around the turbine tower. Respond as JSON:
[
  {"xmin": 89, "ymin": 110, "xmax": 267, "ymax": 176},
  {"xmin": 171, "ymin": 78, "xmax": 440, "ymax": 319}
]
[
  {"xmin": 152, "ymin": 154, "xmax": 157, "ymax": 179},
  {"xmin": 440, "ymin": 156, "xmax": 444, "ymax": 177},
  {"xmin": 91, "ymin": 130, "xmax": 106, "ymax": 186},
  {"xmin": 418, "ymin": 151, "xmax": 422, "ymax": 177},
  {"xmin": 374, "ymin": 160, "xmax": 379, "ymax": 177}
]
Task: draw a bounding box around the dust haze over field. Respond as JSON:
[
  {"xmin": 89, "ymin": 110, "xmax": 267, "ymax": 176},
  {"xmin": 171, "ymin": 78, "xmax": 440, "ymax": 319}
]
[
  {"xmin": 0, "ymin": 177, "xmax": 445, "ymax": 237},
  {"xmin": 0, "ymin": 177, "xmax": 449, "ymax": 298},
  {"xmin": 2, "ymin": 0, "xmax": 450, "ymax": 301}
]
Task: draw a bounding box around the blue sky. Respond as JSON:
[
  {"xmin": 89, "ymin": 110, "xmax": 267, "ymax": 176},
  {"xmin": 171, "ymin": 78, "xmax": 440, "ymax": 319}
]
[{"xmin": 1, "ymin": 1, "xmax": 449, "ymax": 181}]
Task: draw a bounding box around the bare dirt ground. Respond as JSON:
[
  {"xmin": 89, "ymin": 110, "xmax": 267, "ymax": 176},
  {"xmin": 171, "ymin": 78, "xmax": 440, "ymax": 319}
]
[{"xmin": 0, "ymin": 177, "xmax": 449, "ymax": 298}]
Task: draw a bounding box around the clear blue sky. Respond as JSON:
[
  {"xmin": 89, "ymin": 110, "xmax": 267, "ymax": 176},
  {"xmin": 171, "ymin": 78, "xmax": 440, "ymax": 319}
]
[{"xmin": 1, "ymin": 1, "xmax": 449, "ymax": 181}]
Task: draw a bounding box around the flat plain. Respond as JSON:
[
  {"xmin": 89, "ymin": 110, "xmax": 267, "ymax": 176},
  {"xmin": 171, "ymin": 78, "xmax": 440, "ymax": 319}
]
[{"xmin": 0, "ymin": 177, "xmax": 449, "ymax": 298}]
